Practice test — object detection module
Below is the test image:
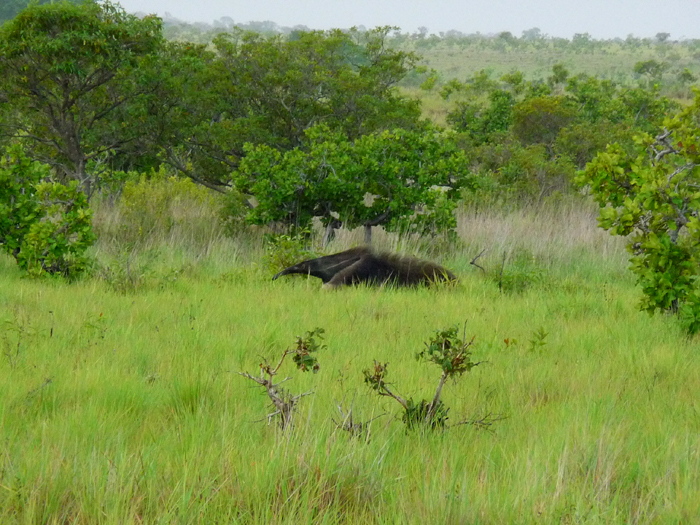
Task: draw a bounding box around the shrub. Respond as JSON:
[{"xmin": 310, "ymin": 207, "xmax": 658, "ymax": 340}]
[
  {"xmin": 0, "ymin": 144, "xmax": 95, "ymax": 277},
  {"xmin": 469, "ymin": 139, "xmax": 575, "ymax": 202},
  {"xmin": 238, "ymin": 328, "xmax": 325, "ymax": 432},
  {"xmin": 577, "ymin": 92, "xmax": 700, "ymax": 333},
  {"xmin": 512, "ymin": 96, "xmax": 576, "ymax": 150},
  {"xmin": 554, "ymin": 120, "xmax": 636, "ymax": 170},
  {"xmin": 363, "ymin": 325, "xmax": 481, "ymax": 432},
  {"xmin": 262, "ymin": 229, "xmax": 320, "ymax": 276},
  {"xmin": 219, "ymin": 188, "xmax": 250, "ymax": 237},
  {"xmin": 446, "ymin": 90, "xmax": 514, "ymax": 145}
]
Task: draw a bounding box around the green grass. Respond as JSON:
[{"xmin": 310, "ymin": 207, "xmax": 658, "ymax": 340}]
[
  {"xmin": 1, "ymin": 208, "xmax": 700, "ymax": 523},
  {"xmin": 415, "ymin": 47, "xmax": 669, "ymax": 83}
]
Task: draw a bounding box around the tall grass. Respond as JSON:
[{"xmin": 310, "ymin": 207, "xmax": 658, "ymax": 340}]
[
  {"xmin": 89, "ymin": 182, "xmax": 260, "ymax": 291},
  {"xmin": 1, "ymin": 190, "xmax": 697, "ymax": 523}
]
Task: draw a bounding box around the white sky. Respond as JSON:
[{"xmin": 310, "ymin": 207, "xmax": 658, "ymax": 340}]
[{"xmin": 114, "ymin": 0, "xmax": 700, "ymax": 39}]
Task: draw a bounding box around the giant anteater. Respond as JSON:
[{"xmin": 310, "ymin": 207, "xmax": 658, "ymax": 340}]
[{"xmin": 272, "ymin": 246, "xmax": 458, "ymax": 289}]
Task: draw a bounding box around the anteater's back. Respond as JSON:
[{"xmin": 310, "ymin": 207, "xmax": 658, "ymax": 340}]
[{"xmin": 378, "ymin": 251, "xmax": 457, "ymax": 286}]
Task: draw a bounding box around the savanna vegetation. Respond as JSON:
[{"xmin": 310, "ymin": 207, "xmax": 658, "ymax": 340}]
[{"xmin": 2, "ymin": 1, "xmax": 700, "ymax": 523}]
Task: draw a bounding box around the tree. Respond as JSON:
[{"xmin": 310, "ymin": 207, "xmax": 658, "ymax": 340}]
[
  {"xmin": 618, "ymin": 85, "xmax": 677, "ymax": 133},
  {"xmin": 497, "ymin": 31, "xmax": 517, "ymax": 48},
  {"xmin": 677, "ymin": 68, "xmax": 698, "ymax": 85},
  {"xmin": 564, "ymin": 74, "xmax": 621, "ymax": 123},
  {"xmin": 554, "ymin": 120, "xmax": 635, "ymax": 169},
  {"xmin": 564, "ymin": 73, "xmax": 675, "ymax": 133},
  {"xmin": 233, "ymin": 125, "xmax": 471, "ymax": 243},
  {"xmin": 138, "ymin": 26, "xmax": 424, "ymax": 192},
  {"xmin": 521, "ymin": 28, "xmax": 543, "ymax": 41},
  {"xmin": 121, "ymin": 41, "xmax": 230, "ymax": 192},
  {"xmin": 547, "ymin": 63, "xmax": 569, "ymax": 88},
  {"xmin": 577, "ymin": 92, "xmax": 700, "ymax": 333},
  {"xmin": 0, "ymin": 0, "xmax": 76, "ymax": 24},
  {"xmin": 446, "ymin": 90, "xmax": 514, "ymax": 145},
  {"xmin": 633, "ymin": 59, "xmax": 669, "ymax": 83},
  {"xmin": 215, "ymin": 27, "xmax": 421, "ymax": 141},
  {"xmin": 571, "ymin": 33, "xmax": 593, "ymax": 51},
  {"xmin": 512, "ymin": 96, "xmax": 576, "ymax": 152},
  {"xmin": 0, "ymin": 1, "xmax": 163, "ymax": 196}
]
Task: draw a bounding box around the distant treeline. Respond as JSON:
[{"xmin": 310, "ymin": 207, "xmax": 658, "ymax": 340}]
[{"xmin": 158, "ymin": 14, "xmax": 700, "ymax": 51}]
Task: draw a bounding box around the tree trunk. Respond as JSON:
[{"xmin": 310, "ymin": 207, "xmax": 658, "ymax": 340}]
[
  {"xmin": 323, "ymin": 223, "xmax": 334, "ymax": 247},
  {"xmin": 363, "ymin": 210, "xmax": 390, "ymax": 246},
  {"xmin": 322, "ymin": 219, "xmax": 341, "ymax": 247}
]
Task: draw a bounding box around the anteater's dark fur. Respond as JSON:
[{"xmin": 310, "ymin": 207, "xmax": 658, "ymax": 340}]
[{"xmin": 272, "ymin": 247, "xmax": 458, "ymax": 289}]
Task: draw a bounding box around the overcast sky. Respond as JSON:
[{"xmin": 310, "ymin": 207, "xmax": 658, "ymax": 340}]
[{"xmin": 114, "ymin": 0, "xmax": 700, "ymax": 39}]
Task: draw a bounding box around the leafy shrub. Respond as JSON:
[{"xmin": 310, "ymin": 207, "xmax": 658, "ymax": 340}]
[
  {"xmin": 554, "ymin": 120, "xmax": 636, "ymax": 169},
  {"xmin": 234, "ymin": 124, "xmax": 470, "ymax": 240},
  {"xmin": 219, "ymin": 189, "xmax": 250, "ymax": 237},
  {"xmin": 262, "ymin": 230, "xmax": 320, "ymax": 275},
  {"xmin": 496, "ymin": 144, "xmax": 575, "ymax": 198},
  {"xmin": 364, "ymin": 326, "xmax": 481, "ymax": 432},
  {"xmin": 512, "ymin": 96, "xmax": 576, "ymax": 149},
  {"xmin": 469, "ymin": 139, "xmax": 575, "ymax": 202},
  {"xmin": 577, "ymin": 92, "xmax": 700, "ymax": 332},
  {"xmin": 0, "ymin": 144, "xmax": 95, "ymax": 277},
  {"xmin": 238, "ymin": 328, "xmax": 325, "ymax": 432},
  {"xmin": 90, "ymin": 167, "xmax": 140, "ymax": 198},
  {"xmin": 447, "ymin": 90, "xmax": 515, "ymax": 145},
  {"xmin": 397, "ymin": 190, "xmax": 458, "ymax": 238}
]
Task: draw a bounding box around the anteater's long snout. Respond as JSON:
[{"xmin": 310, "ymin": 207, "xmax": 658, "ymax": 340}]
[{"xmin": 272, "ymin": 266, "xmax": 297, "ymax": 280}]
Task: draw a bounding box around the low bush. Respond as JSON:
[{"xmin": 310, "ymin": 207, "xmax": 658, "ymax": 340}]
[{"xmin": 0, "ymin": 144, "xmax": 95, "ymax": 277}]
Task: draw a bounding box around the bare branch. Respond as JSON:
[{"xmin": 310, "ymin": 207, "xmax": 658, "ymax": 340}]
[
  {"xmin": 470, "ymin": 248, "xmax": 487, "ymax": 273},
  {"xmin": 453, "ymin": 412, "xmax": 508, "ymax": 434},
  {"xmin": 650, "ymin": 127, "xmax": 680, "ymax": 164}
]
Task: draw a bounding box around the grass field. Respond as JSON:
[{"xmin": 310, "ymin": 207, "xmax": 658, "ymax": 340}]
[
  {"xmin": 416, "ymin": 47, "xmax": 661, "ymax": 84},
  {"xmin": 2, "ymin": 204, "xmax": 699, "ymax": 524}
]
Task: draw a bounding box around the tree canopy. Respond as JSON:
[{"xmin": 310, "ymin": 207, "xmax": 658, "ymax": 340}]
[
  {"xmin": 235, "ymin": 124, "xmax": 471, "ymax": 242},
  {"xmin": 136, "ymin": 26, "xmax": 425, "ymax": 192},
  {"xmin": 0, "ymin": 3, "xmax": 425, "ymax": 196},
  {"xmin": 578, "ymin": 91, "xmax": 700, "ymax": 332},
  {"xmin": 0, "ymin": 0, "xmax": 163, "ymax": 195},
  {"xmin": 0, "ymin": 0, "xmax": 77, "ymax": 24}
]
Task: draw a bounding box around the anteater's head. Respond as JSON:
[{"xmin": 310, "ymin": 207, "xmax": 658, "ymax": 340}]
[
  {"xmin": 271, "ymin": 262, "xmax": 310, "ymax": 281},
  {"xmin": 272, "ymin": 247, "xmax": 370, "ymax": 284}
]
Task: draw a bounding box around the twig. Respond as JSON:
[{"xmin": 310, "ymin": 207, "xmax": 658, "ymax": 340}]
[
  {"xmin": 333, "ymin": 398, "xmax": 386, "ymax": 439},
  {"xmin": 650, "ymin": 128, "xmax": 679, "ymax": 164},
  {"xmin": 453, "ymin": 412, "xmax": 508, "ymax": 434},
  {"xmin": 470, "ymin": 248, "xmax": 487, "ymax": 273},
  {"xmin": 498, "ymin": 251, "xmax": 506, "ymax": 293}
]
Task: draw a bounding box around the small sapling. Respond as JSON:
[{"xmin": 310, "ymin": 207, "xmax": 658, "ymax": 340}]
[
  {"xmin": 239, "ymin": 328, "xmax": 324, "ymax": 432},
  {"xmin": 363, "ymin": 324, "xmax": 481, "ymax": 431},
  {"xmin": 527, "ymin": 326, "xmax": 548, "ymax": 353}
]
